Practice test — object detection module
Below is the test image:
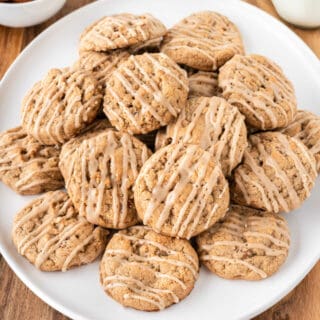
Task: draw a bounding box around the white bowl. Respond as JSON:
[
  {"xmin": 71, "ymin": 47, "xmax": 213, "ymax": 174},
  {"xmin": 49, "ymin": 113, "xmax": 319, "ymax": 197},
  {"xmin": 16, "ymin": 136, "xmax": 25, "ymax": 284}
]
[{"xmin": 0, "ymin": 0, "xmax": 66, "ymax": 28}]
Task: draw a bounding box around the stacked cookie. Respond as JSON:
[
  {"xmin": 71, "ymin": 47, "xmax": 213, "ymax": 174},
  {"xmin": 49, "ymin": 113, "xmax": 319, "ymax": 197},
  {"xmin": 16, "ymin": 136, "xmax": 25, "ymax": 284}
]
[{"xmin": 0, "ymin": 11, "xmax": 319, "ymax": 312}]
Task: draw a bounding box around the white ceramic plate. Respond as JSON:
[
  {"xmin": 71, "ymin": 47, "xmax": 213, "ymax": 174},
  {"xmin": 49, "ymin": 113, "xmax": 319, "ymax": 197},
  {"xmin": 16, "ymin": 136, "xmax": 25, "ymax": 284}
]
[{"xmin": 0, "ymin": 0, "xmax": 319, "ymax": 319}]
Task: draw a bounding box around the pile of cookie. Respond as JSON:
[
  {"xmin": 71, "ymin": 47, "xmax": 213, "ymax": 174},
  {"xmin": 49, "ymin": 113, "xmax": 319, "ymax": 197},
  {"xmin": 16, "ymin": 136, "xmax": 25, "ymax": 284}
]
[{"xmin": 1, "ymin": 11, "xmax": 319, "ymax": 312}]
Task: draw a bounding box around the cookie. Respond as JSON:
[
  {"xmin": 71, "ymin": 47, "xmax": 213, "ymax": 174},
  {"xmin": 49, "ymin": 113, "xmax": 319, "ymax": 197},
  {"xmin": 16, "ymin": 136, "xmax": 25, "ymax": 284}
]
[
  {"xmin": 188, "ymin": 71, "xmax": 221, "ymax": 97},
  {"xmin": 21, "ymin": 67, "xmax": 102, "ymax": 145},
  {"xmin": 79, "ymin": 13, "xmax": 166, "ymax": 52},
  {"xmin": 155, "ymin": 97, "xmax": 247, "ymax": 176},
  {"xmin": 0, "ymin": 126, "xmax": 63, "ymax": 195},
  {"xmin": 103, "ymin": 53, "xmax": 189, "ymax": 134},
  {"xmin": 219, "ymin": 54, "xmax": 297, "ymax": 130},
  {"xmin": 12, "ymin": 190, "xmax": 108, "ymax": 271},
  {"xmin": 281, "ymin": 110, "xmax": 320, "ymax": 172},
  {"xmin": 231, "ymin": 132, "xmax": 317, "ymax": 213},
  {"xmin": 74, "ymin": 50, "xmax": 130, "ymax": 87},
  {"xmin": 196, "ymin": 205, "xmax": 290, "ymax": 280},
  {"xmin": 65, "ymin": 129, "xmax": 152, "ymax": 229},
  {"xmin": 100, "ymin": 225, "xmax": 199, "ymax": 311},
  {"xmin": 161, "ymin": 11, "xmax": 244, "ymax": 71},
  {"xmin": 134, "ymin": 143, "xmax": 229, "ymax": 239},
  {"xmin": 59, "ymin": 119, "xmax": 112, "ymax": 182}
]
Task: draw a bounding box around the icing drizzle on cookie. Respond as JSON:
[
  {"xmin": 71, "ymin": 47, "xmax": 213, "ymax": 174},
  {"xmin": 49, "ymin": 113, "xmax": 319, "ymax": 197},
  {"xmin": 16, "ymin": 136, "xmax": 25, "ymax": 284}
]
[
  {"xmin": 234, "ymin": 132, "xmax": 317, "ymax": 213},
  {"xmin": 156, "ymin": 96, "xmax": 247, "ymax": 176},
  {"xmin": 138, "ymin": 143, "xmax": 228, "ymax": 239},
  {"xmin": 198, "ymin": 206, "xmax": 290, "ymax": 279},
  {"xmin": 102, "ymin": 227, "xmax": 198, "ymax": 310}
]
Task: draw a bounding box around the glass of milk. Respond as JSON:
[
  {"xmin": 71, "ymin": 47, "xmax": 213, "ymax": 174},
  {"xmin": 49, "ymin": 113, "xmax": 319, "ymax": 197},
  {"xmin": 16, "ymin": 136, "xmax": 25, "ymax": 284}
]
[{"xmin": 272, "ymin": 0, "xmax": 320, "ymax": 28}]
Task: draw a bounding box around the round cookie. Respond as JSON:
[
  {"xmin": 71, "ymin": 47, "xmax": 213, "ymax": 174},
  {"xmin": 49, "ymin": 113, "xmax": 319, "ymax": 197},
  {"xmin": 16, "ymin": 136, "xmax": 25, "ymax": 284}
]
[
  {"xmin": 281, "ymin": 110, "xmax": 320, "ymax": 172},
  {"xmin": 134, "ymin": 143, "xmax": 230, "ymax": 239},
  {"xmin": 12, "ymin": 190, "xmax": 108, "ymax": 271},
  {"xmin": 103, "ymin": 53, "xmax": 189, "ymax": 134},
  {"xmin": 79, "ymin": 13, "xmax": 166, "ymax": 52},
  {"xmin": 219, "ymin": 54, "xmax": 297, "ymax": 130},
  {"xmin": 155, "ymin": 97, "xmax": 248, "ymax": 176},
  {"xmin": 65, "ymin": 129, "xmax": 152, "ymax": 229},
  {"xmin": 0, "ymin": 126, "xmax": 64, "ymax": 195},
  {"xmin": 188, "ymin": 71, "xmax": 221, "ymax": 97},
  {"xmin": 161, "ymin": 11, "xmax": 244, "ymax": 71},
  {"xmin": 196, "ymin": 205, "xmax": 290, "ymax": 280},
  {"xmin": 231, "ymin": 132, "xmax": 317, "ymax": 213},
  {"xmin": 74, "ymin": 50, "xmax": 130, "ymax": 87},
  {"xmin": 21, "ymin": 67, "xmax": 103, "ymax": 145},
  {"xmin": 100, "ymin": 225, "xmax": 199, "ymax": 311},
  {"xmin": 59, "ymin": 119, "xmax": 112, "ymax": 182}
]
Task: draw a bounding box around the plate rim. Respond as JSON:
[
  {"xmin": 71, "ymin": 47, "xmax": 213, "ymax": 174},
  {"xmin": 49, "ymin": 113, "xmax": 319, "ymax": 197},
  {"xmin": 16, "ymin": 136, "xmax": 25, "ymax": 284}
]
[{"xmin": 0, "ymin": 1, "xmax": 319, "ymax": 319}]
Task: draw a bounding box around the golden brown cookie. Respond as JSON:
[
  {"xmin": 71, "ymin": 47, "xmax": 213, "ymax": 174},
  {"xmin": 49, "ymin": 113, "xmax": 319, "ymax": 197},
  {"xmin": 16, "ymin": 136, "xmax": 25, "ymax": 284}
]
[
  {"xmin": 12, "ymin": 190, "xmax": 108, "ymax": 271},
  {"xmin": 155, "ymin": 97, "xmax": 247, "ymax": 176},
  {"xmin": 134, "ymin": 143, "xmax": 229, "ymax": 239},
  {"xmin": 103, "ymin": 53, "xmax": 189, "ymax": 134},
  {"xmin": 281, "ymin": 110, "xmax": 320, "ymax": 172},
  {"xmin": 65, "ymin": 129, "xmax": 152, "ymax": 229},
  {"xmin": 0, "ymin": 126, "xmax": 63, "ymax": 195},
  {"xmin": 59, "ymin": 119, "xmax": 112, "ymax": 183},
  {"xmin": 219, "ymin": 54, "xmax": 297, "ymax": 130},
  {"xmin": 100, "ymin": 226, "xmax": 199, "ymax": 311},
  {"xmin": 79, "ymin": 13, "xmax": 166, "ymax": 52},
  {"xmin": 231, "ymin": 132, "xmax": 317, "ymax": 213},
  {"xmin": 188, "ymin": 71, "xmax": 221, "ymax": 97},
  {"xmin": 196, "ymin": 205, "xmax": 290, "ymax": 280},
  {"xmin": 74, "ymin": 50, "xmax": 130, "ymax": 87},
  {"xmin": 161, "ymin": 11, "xmax": 244, "ymax": 71},
  {"xmin": 21, "ymin": 67, "xmax": 103, "ymax": 145}
]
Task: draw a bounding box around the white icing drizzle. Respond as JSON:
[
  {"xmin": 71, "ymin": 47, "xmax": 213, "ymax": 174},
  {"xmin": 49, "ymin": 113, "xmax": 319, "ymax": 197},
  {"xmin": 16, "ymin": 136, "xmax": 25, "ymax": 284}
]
[
  {"xmin": 21, "ymin": 68, "xmax": 101, "ymax": 144},
  {"xmin": 77, "ymin": 130, "xmax": 149, "ymax": 228},
  {"xmin": 235, "ymin": 133, "xmax": 316, "ymax": 212},
  {"xmin": 219, "ymin": 55, "xmax": 296, "ymax": 130},
  {"xmin": 162, "ymin": 12, "xmax": 243, "ymax": 70},
  {"xmin": 105, "ymin": 53, "xmax": 187, "ymax": 133},
  {"xmin": 198, "ymin": 207, "xmax": 290, "ymax": 279},
  {"xmin": 81, "ymin": 13, "xmax": 166, "ymax": 51},
  {"xmin": 158, "ymin": 97, "xmax": 246, "ymax": 176},
  {"xmin": 14, "ymin": 191, "xmax": 99, "ymax": 270},
  {"xmin": 140, "ymin": 142, "xmax": 226, "ymax": 238}
]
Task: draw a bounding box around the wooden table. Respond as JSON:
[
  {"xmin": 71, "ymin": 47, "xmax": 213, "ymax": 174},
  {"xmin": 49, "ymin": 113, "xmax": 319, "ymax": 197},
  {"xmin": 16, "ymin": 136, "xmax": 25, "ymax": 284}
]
[{"xmin": 0, "ymin": 1, "xmax": 319, "ymax": 319}]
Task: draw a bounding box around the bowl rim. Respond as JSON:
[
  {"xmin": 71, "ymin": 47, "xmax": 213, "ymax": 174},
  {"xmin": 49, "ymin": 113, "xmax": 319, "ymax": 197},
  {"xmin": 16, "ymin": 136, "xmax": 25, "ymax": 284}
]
[{"xmin": 0, "ymin": 0, "xmax": 64, "ymax": 8}]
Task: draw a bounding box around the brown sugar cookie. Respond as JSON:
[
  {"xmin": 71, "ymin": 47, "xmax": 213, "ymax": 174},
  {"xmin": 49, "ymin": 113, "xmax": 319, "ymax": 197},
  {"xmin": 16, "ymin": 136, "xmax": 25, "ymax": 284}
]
[
  {"xmin": 74, "ymin": 50, "xmax": 130, "ymax": 87},
  {"xmin": 0, "ymin": 126, "xmax": 63, "ymax": 195},
  {"xmin": 231, "ymin": 132, "xmax": 317, "ymax": 213},
  {"xmin": 65, "ymin": 129, "xmax": 152, "ymax": 229},
  {"xmin": 219, "ymin": 54, "xmax": 297, "ymax": 130},
  {"xmin": 79, "ymin": 13, "xmax": 166, "ymax": 52},
  {"xmin": 196, "ymin": 205, "xmax": 290, "ymax": 280},
  {"xmin": 12, "ymin": 190, "xmax": 108, "ymax": 271},
  {"xmin": 103, "ymin": 53, "xmax": 189, "ymax": 134},
  {"xmin": 21, "ymin": 67, "xmax": 103, "ymax": 145},
  {"xmin": 59, "ymin": 119, "xmax": 112, "ymax": 182},
  {"xmin": 155, "ymin": 97, "xmax": 247, "ymax": 176},
  {"xmin": 134, "ymin": 143, "xmax": 229, "ymax": 239},
  {"xmin": 188, "ymin": 71, "xmax": 221, "ymax": 97},
  {"xmin": 100, "ymin": 225, "xmax": 199, "ymax": 311},
  {"xmin": 281, "ymin": 110, "xmax": 320, "ymax": 172},
  {"xmin": 161, "ymin": 11, "xmax": 244, "ymax": 71}
]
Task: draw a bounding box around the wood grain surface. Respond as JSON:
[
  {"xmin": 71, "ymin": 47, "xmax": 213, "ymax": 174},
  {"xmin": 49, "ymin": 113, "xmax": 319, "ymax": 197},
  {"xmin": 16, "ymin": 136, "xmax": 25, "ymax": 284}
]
[{"xmin": 0, "ymin": 1, "xmax": 319, "ymax": 319}]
